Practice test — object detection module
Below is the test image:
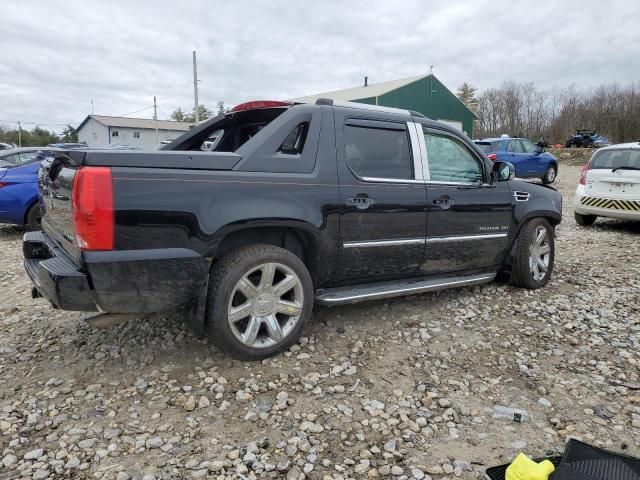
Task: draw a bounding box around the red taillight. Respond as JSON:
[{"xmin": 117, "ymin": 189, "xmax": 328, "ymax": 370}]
[
  {"xmin": 579, "ymin": 161, "xmax": 590, "ymax": 185},
  {"xmin": 71, "ymin": 167, "xmax": 114, "ymax": 251},
  {"xmin": 0, "ymin": 182, "xmax": 8, "ymax": 188},
  {"xmin": 229, "ymin": 100, "xmax": 292, "ymax": 113},
  {"xmin": 487, "ymin": 153, "xmax": 497, "ymax": 161}
]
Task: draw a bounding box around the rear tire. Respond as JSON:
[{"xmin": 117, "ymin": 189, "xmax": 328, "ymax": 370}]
[
  {"xmin": 205, "ymin": 244, "xmax": 313, "ymax": 360},
  {"xmin": 25, "ymin": 203, "xmax": 41, "ymax": 231},
  {"xmin": 510, "ymin": 218, "xmax": 554, "ymax": 289},
  {"xmin": 542, "ymin": 165, "xmax": 557, "ymax": 184},
  {"xmin": 574, "ymin": 212, "xmax": 597, "ymax": 226}
]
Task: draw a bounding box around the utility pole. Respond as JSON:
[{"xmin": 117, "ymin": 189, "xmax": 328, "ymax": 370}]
[
  {"xmin": 18, "ymin": 121, "xmax": 22, "ymax": 147},
  {"xmin": 153, "ymin": 96, "xmax": 159, "ymax": 144},
  {"xmin": 193, "ymin": 50, "xmax": 199, "ymax": 124}
]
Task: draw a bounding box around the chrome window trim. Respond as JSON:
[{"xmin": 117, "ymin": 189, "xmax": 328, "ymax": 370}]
[
  {"xmin": 344, "ymin": 238, "xmax": 425, "ymax": 248},
  {"xmin": 407, "ymin": 122, "xmax": 425, "ymax": 181},
  {"xmin": 424, "ymin": 180, "xmax": 479, "ymax": 186},
  {"xmin": 360, "ymin": 176, "xmax": 425, "ymax": 184},
  {"xmin": 415, "ymin": 123, "xmax": 430, "ymax": 180},
  {"xmin": 425, "ymin": 233, "xmax": 507, "ymax": 243}
]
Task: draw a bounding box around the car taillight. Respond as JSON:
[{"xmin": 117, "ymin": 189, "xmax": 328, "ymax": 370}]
[
  {"xmin": 71, "ymin": 166, "xmax": 114, "ymax": 250},
  {"xmin": 579, "ymin": 161, "xmax": 590, "ymax": 185},
  {"xmin": 0, "ymin": 182, "xmax": 7, "ymax": 188},
  {"xmin": 488, "ymin": 153, "xmax": 497, "ymax": 161}
]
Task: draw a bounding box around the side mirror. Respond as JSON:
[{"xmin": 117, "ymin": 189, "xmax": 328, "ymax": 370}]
[
  {"xmin": 493, "ymin": 161, "xmax": 515, "ymax": 182},
  {"xmin": 535, "ymin": 146, "xmax": 544, "ymax": 154}
]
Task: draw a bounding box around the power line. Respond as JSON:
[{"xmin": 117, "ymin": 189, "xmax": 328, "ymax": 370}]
[
  {"xmin": 0, "ymin": 119, "xmax": 79, "ymax": 126},
  {"xmin": 116, "ymin": 105, "xmax": 154, "ymax": 117}
]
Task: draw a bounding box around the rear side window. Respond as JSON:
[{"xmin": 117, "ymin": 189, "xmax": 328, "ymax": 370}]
[
  {"xmin": 279, "ymin": 122, "xmax": 309, "ymax": 155},
  {"xmin": 425, "ymin": 132, "xmax": 483, "ymax": 183},
  {"xmin": 507, "ymin": 140, "xmax": 524, "ymax": 153},
  {"xmin": 591, "ymin": 149, "xmax": 640, "ymax": 169},
  {"xmin": 344, "ymin": 125, "xmax": 413, "ymax": 180}
]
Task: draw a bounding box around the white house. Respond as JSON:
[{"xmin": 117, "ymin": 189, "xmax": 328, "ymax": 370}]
[{"xmin": 76, "ymin": 115, "xmax": 194, "ymax": 149}]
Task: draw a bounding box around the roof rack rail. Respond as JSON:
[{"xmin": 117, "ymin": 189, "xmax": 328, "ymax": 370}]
[{"xmin": 315, "ymin": 98, "xmax": 419, "ymax": 116}]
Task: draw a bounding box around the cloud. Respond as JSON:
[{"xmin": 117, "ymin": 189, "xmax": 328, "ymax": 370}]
[{"xmin": 1, "ymin": 0, "xmax": 638, "ymax": 131}]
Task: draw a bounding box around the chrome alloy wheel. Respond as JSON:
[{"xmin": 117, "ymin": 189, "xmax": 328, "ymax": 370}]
[
  {"xmin": 529, "ymin": 226, "xmax": 551, "ymax": 281},
  {"xmin": 546, "ymin": 166, "xmax": 557, "ymax": 182},
  {"xmin": 227, "ymin": 262, "xmax": 304, "ymax": 348}
]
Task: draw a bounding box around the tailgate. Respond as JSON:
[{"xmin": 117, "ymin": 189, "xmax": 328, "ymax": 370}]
[
  {"xmin": 586, "ymin": 169, "xmax": 640, "ymax": 198},
  {"xmin": 38, "ymin": 151, "xmax": 84, "ymax": 260},
  {"xmin": 38, "ymin": 149, "xmax": 243, "ymax": 261}
]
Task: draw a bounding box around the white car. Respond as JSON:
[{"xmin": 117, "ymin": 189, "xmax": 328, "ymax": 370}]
[{"xmin": 573, "ymin": 143, "xmax": 640, "ymax": 225}]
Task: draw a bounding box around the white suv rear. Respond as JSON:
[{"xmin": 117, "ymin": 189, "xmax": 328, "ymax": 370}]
[{"xmin": 573, "ymin": 143, "xmax": 640, "ymax": 225}]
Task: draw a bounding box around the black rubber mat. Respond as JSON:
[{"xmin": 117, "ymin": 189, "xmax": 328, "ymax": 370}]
[{"xmin": 550, "ymin": 439, "xmax": 640, "ymax": 480}]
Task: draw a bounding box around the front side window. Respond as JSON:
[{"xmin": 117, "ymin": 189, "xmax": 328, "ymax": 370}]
[
  {"xmin": 344, "ymin": 125, "xmax": 413, "ymax": 180},
  {"xmin": 425, "ymin": 132, "xmax": 483, "ymax": 183},
  {"xmin": 521, "ymin": 140, "xmax": 538, "ymax": 153}
]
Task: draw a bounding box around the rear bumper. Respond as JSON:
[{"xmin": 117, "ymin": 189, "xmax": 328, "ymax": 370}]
[
  {"xmin": 23, "ymin": 231, "xmax": 209, "ymax": 313},
  {"xmin": 23, "ymin": 231, "xmax": 97, "ymax": 311},
  {"xmin": 573, "ymin": 192, "xmax": 640, "ymax": 220}
]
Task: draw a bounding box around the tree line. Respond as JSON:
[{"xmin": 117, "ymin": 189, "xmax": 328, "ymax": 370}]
[
  {"xmin": 458, "ymin": 81, "xmax": 640, "ymax": 143},
  {"xmin": 0, "ymin": 124, "xmax": 78, "ymax": 147},
  {"xmin": 170, "ymin": 101, "xmax": 225, "ymax": 123}
]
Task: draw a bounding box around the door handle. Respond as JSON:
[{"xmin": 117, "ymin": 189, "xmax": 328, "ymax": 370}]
[
  {"xmin": 433, "ymin": 195, "xmax": 455, "ymax": 209},
  {"xmin": 346, "ymin": 196, "xmax": 374, "ymax": 210}
]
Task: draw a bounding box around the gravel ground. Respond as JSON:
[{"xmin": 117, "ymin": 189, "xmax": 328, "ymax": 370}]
[{"xmin": 1, "ymin": 165, "xmax": 639, "ymax": 480}]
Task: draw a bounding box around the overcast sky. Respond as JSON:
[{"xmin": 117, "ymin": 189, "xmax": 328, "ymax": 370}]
[{"xmin": 2, "ymin": 0, "xmax": 638, "ymax": 131}]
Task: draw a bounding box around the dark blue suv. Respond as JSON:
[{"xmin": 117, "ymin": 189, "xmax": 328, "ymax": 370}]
[{"xmin": 475, "ymin": 137, "xmax": 558, "ymax": 184}]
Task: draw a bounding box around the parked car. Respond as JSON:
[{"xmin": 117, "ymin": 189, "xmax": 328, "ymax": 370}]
[
  {"xmin": 565, "ymin": 129, "xmax": 611, "ymax": 149},
  {"xmin": 573, "ymin": 142, "xmax": 640, "ymax": 225},
  {"xmin": 0, "ymin": 147, "xmax": 51, "ymax": 229},
  {"xmin": 0, "ymin": 142, "xmax": 16, "ymax": 150},
  {"xmin": 24, "ymin": 99, "xmax": 562, "ymax": 359},
  {"xmin": 591, "ymin": 134, "xmax": 612, "ymax": 148},
  {"xmin": 474, "ymin": 137, "xmax": 558, "ymax": 184}
]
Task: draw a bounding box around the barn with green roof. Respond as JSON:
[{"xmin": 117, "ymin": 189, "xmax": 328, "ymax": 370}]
[{"xmin": 294, "ymin": 73, "xmax": 476, "ymax": 137}]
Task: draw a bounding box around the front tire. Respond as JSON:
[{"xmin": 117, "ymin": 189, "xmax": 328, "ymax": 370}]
[
  {"xmin": 542, "ymin": 164, "xmax": 557, "ymax": 184},
  {"xmin": 510, "ymin": 218, "xmax": 554, "ymax": 289},
  {"xmin": 574, "ymin": 212, "xmax": 597, "ymax": 226},
  {"xmin": 205, "ymin": 244, "xmax": 313, "ymax": 360}
]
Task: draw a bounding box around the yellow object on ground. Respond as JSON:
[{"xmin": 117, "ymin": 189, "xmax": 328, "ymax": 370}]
[{"xmin": 505, "ymin": 453, "xmax": 555, "ymax": 480}]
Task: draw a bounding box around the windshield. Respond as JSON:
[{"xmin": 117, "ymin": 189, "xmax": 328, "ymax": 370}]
[{"xmin": 591, "ymin": 149, "xmax": 640, "ymax": 170}]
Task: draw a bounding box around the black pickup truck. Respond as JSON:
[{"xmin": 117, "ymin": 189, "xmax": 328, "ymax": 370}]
[{"xmin": 24, "ymin": 99, "xmax": 562, "ymax": 359}]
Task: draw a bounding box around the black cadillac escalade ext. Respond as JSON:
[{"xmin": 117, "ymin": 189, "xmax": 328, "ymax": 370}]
[{"xmin": 24, "ymin": 99, "xmax": 562, "ymax": 359}]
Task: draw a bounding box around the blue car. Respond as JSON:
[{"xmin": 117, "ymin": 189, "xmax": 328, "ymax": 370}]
[
  {"xmin": 475, "ymin": 137, "xmax": 558, "ymax": 184},
  {"xmin": 0, "ymin": 148, "xmax": 49, "ymax": 229}
]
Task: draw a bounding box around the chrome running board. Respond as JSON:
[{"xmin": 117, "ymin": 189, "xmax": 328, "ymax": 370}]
[{"xmin": 315, "ymin": 272, "xmax": 496, "ymax": 306}]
